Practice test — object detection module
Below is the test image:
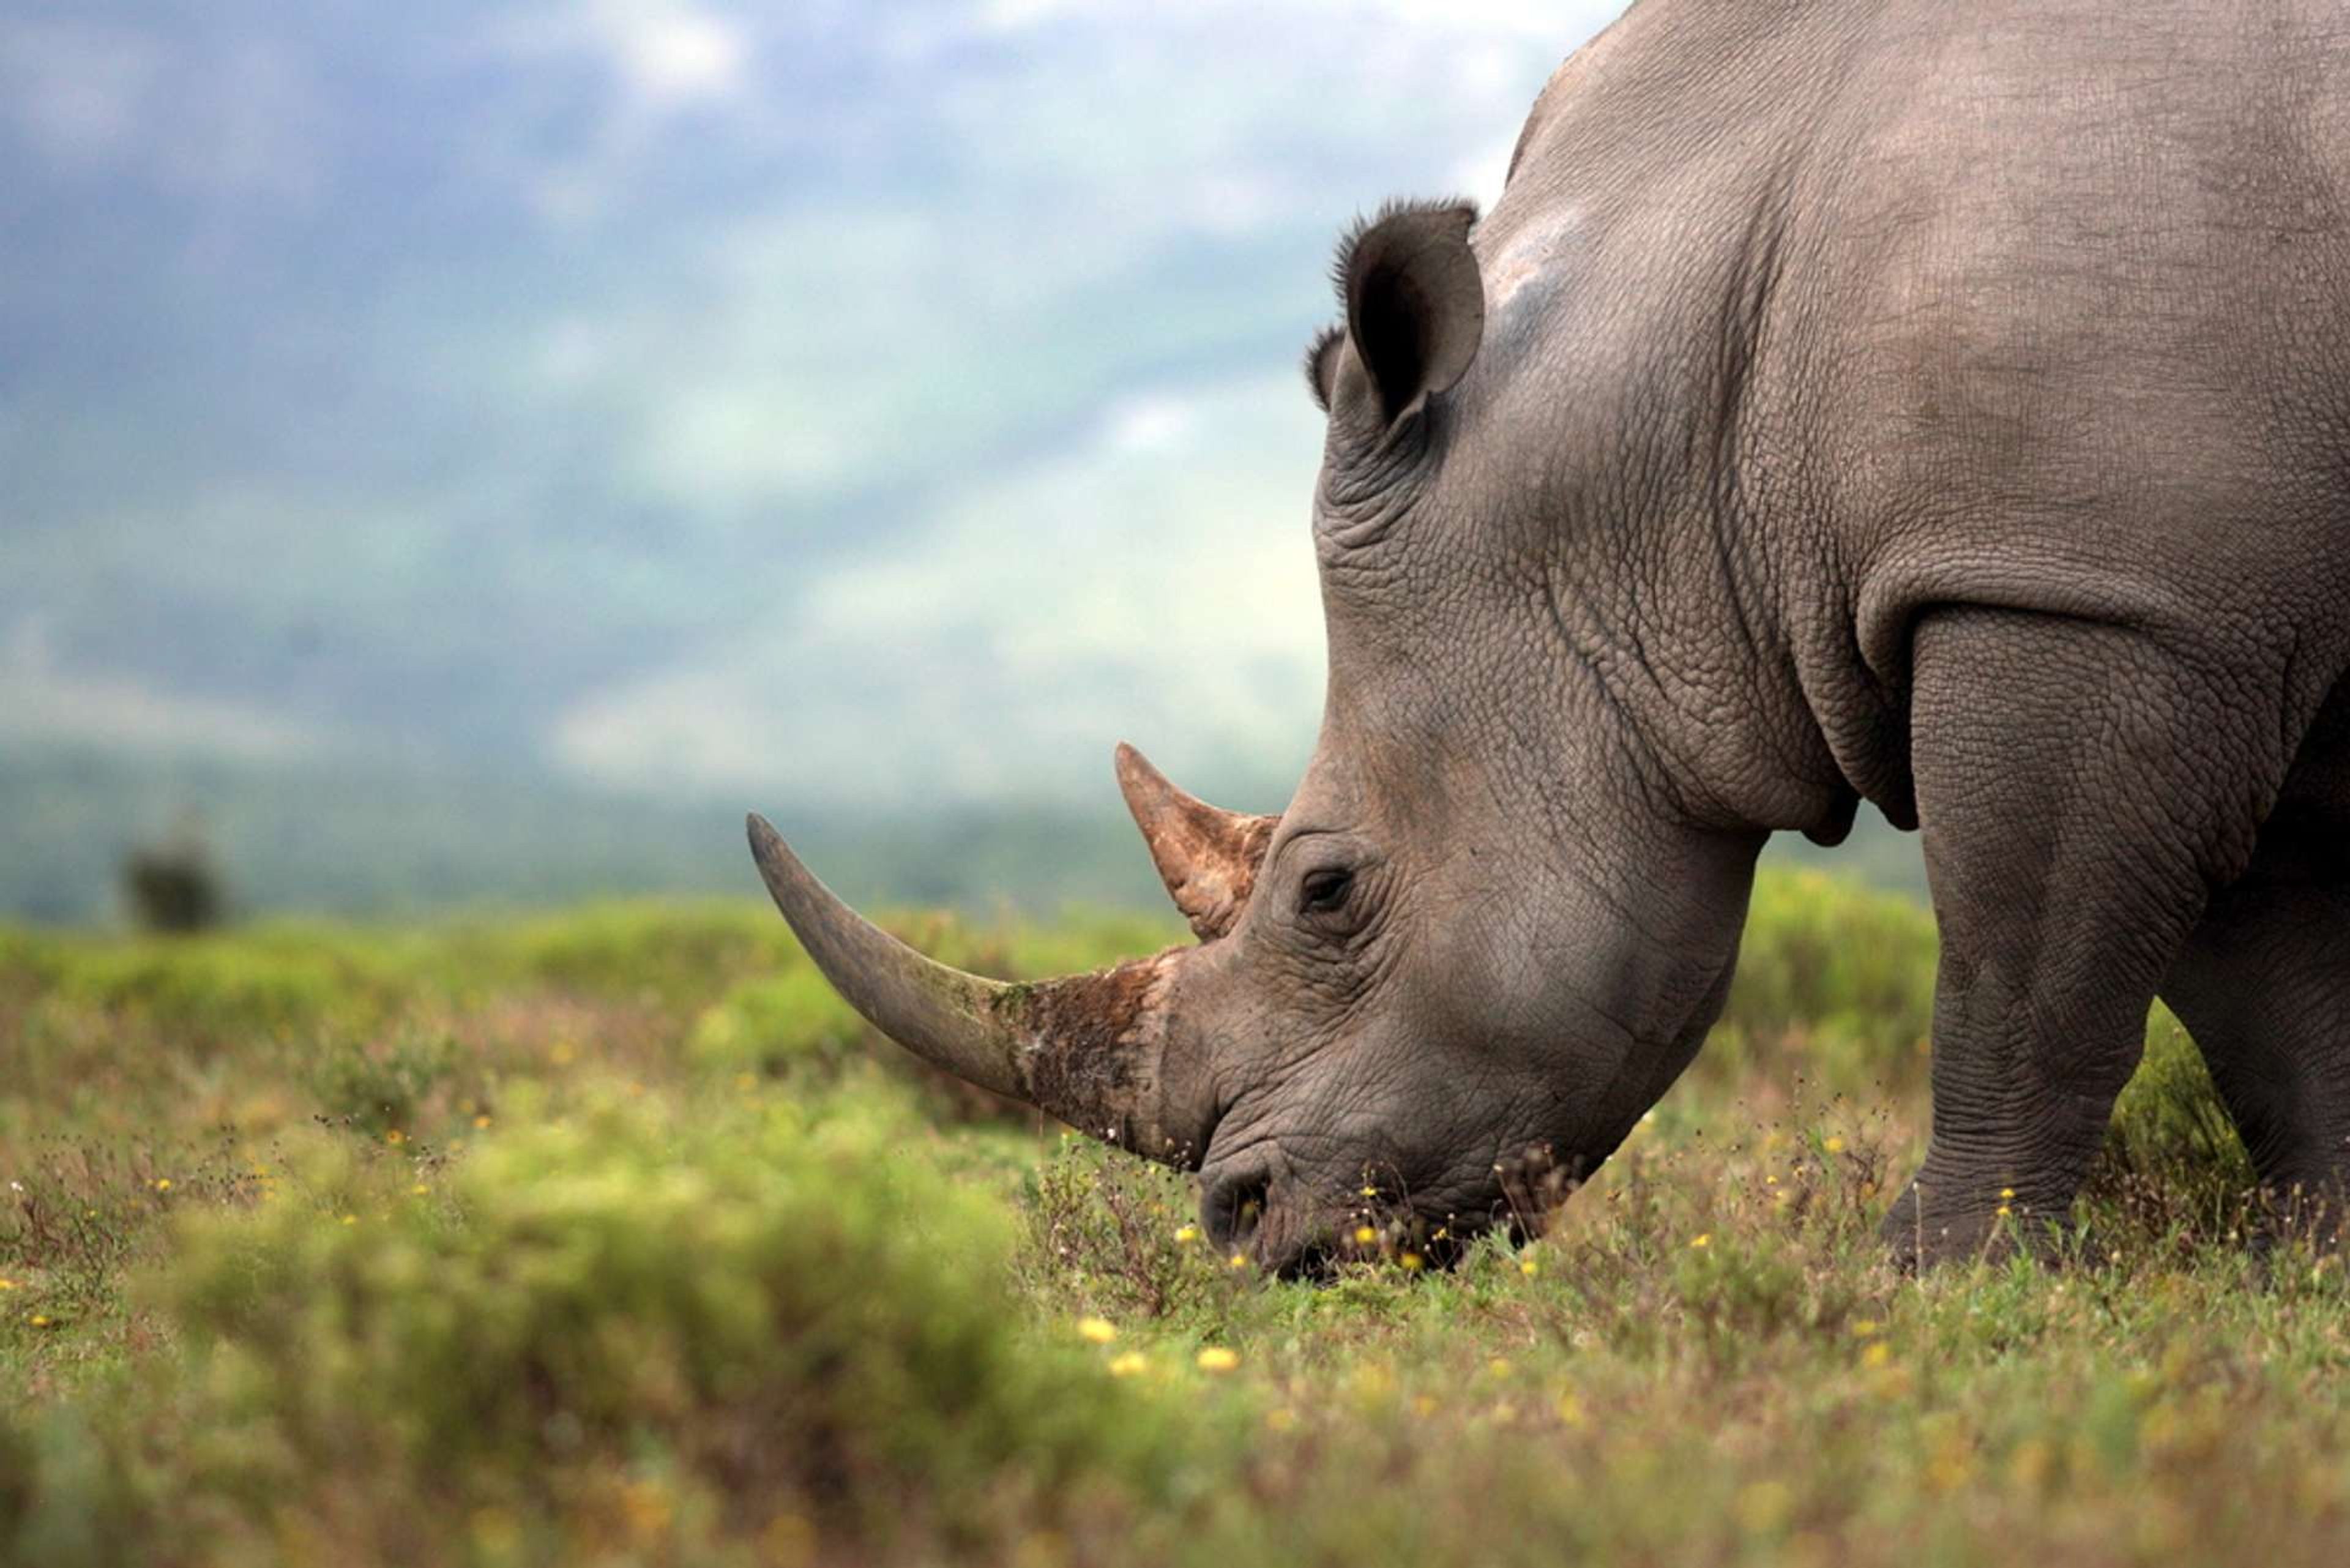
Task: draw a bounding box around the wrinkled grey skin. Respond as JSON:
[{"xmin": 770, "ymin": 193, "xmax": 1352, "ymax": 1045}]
[{"xmin": 756, "ymin": 0, "xmax": 2350, "ymax": 1271}]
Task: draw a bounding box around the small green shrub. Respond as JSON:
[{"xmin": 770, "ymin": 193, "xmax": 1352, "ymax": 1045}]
[
  {"xmin": 2088, "ymin": 1009, "xmax": 2258, "ymax": 1241},
  {"xmin": 305, "ymin": 1025, "xmax": 461, "ymax": 1135},
  {"xmin": 54, "ymin": 941, "xmax": 354, "ymax": 1055},
  {"xmin": 1015, "ymin": 1137, "xmax": 1239, "ymax": 1326},
  {"xmin": 1708, "ymin": 868, "xmax": 1939, "ymax": 1094},
  {"xmin": 110, "ymin": 1086, "xmax": 1180, "ymax": 1562},
  {"xmin": 0, "ymin": 1410, "xmax": 154, "ymax": 1568},
  {"xmin": 997, "ymin": 909, "xmax": 1185, "ymax": 979},
  {"xmin": 470, "ymin": 901, "xmax": 791, "ymax": 1002},
  {"xmin": 686, "ymin": 966, "xmax": 864, "ymax": 1078}
]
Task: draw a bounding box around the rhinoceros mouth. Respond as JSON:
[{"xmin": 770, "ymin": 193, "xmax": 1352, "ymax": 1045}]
[{"xmin": 1201, "ymin": 1141, "xmax": 1567, "ymax": 1278}]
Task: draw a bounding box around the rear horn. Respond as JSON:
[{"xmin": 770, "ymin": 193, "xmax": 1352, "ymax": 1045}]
[{"xmin": 1113, "ymin": 743, "xmax": 1278, "ymax": 940}]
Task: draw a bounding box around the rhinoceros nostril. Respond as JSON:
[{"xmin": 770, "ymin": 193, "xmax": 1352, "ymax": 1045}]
[{"xmin": 1201, "ymin": 1170, "xmax": 1270, "ymax": 1252}]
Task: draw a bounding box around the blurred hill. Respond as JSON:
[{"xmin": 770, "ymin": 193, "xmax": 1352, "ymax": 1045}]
[
  {"xmin": 0, "ymin": 744, "xmax": 1925, "ymax": 925},
  {"xmin": 0, "ymin": 745, "xmax": 1162, "ymax": 922}
]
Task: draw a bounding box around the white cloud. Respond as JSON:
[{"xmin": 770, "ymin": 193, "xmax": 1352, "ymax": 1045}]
[
  {"xmin": 162, "ymin": 39, "xmax": 330, "ymax": 205},
  {"xmin": 1105, "ymin": 393, "xmax": 1199, "ymax": 454},
  {"xmin": 972, "ymin": 0, "xmax": 1615, "ymax": 40},
  {"xmin": 638, "ymin": 379, "xmax": 861, "ymax": 507},
  {"xmin": 1452, "ymin": 132, "xmax": 1523, "ymax": 209},
  {"xmin": 1, "ymin": 21, "xmax": 326, "ymax": 203},
  {"xmin": 502, "ymin": 2, "xmax": 1628, "ymax": 797},
  {"xmin": 1342, "ymin": 0, "xmax": 1618, "ymax": 39},
  {"xmin": 534, "ymin": 316, "xmax": 613, "ymax": 388},
  {"xmin": 482, "ymin": 1, "xmax": 748, "ymax": 109},
  {"xmin": 480, "ymin": 2, "xmax": 1609, "ymax": 513},
  {"xmin": 551, "ymin": 373, "xmax": 1329, "ymax": 805},
  {"xmin": 468, "ymin": 1, "xmax": 752, "ymax": 223},
  {"xmin": 6, "ymin": 0, "xmax": 1638, "ymax": 805},
  {"xmin": 0, "ymin": 621, "xmax": 326, "ymax": 763},
  {"xmin": 976, "ymin": 0, "xmax": 1084, "ymax": 31},
  {"xmin": 0, "ymin": 20, "xmax": 162, "ymax": 171},
  {"xmin": 601, "ymin": 3, "xmax": 747, "ymax": 108}
]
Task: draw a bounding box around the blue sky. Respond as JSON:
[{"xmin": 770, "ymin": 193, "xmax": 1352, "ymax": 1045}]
[{"xmin": 1, "ymin": 1, "xmax": 1627, "ymax": 813}]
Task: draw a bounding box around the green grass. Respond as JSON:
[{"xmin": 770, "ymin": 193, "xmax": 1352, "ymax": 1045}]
[{"xmin": 2, "ymin": 869, "xmax": 2345, "ymax": 1566}]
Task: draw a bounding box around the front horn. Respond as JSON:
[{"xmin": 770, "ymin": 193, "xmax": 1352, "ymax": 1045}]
[{"xmin": 745, "ymin": 814, "xmax": 1206, "ymax": 1166}]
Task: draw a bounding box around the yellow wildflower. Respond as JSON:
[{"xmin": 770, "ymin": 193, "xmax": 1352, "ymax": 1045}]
[
  {"xmin": 620, "ymin": 1479, "xmax": 672, "ymax": 1538},
  {"xmin": 0, "ymin": 1279, "xmax": 13, "ymax": 1291},
  {"xmin": 1691, "ymin": 1233, "xmax": 1712, "ymax": 1250},
  {"xmin": 1400, "ymin": 1251, "xmax": 1425, "ymax": 1271},
  {"xmin": 1228, "ymin": 1252, "xmax": 1249, "ymax": 1270},
  {"xmin": 152, "ymin": 1178, "xmax": 172, "ymax": 1192},
  {"xmin": 1108, "ymin": 1352, "xmax": 1148, "ymax": 1378},
  {"xmin": 1519, "ymin": 1258, "xmax": 1540, "ymax": 1278},
  {"xmin": 2000, "ymin": 1187, "xmax": 2016, "ymax": 1200},
  {"xmin": 1076, "ymin": 1316, "xmax": 1118, "ymax": 1344},
  {"xmin": 412, "ymin": 1184, "xmax": 431, "ymax": 1197},
  {"xmin": 1174, "ymin": 1225, "xmax": 1199, "ymax": 1244},
  {"xmin": 340, "ymin": 1214, "xmax": 357, "ymax": 1226},
  {"xmin": 1862, "ymin": 1342, "xmax": 1893, "ymax": 1369},
  {"xmin": 474, "ymin": 1114, "xmax": 493, "ymax": 1130},
  {"xmin": 1353, "ymin": 1225, "xmax": 1379, "ymax": 1246},
  {"xmin": 29, "ymin": 1314, "xmax": 50, "ymax": 1327},
  {"xmin": 1196, "ymin": 1346, "xmax": 1239, "ymax": 1373},
  {"xmin": 1822, "ymin": 1136, "xmax": 1846, "ymax": 1155},
  {"xmin": 386, "ymin": 1129, "xmax": 406, "ymax": 1146}
]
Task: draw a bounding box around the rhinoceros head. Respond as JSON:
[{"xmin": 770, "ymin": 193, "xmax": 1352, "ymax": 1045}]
[{"xmin": 749, "ymin": 200, "xmax": 1764, "ymax": 1272}]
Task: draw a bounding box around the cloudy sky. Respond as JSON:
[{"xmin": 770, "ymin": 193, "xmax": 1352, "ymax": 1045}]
[{"xmin": 2, "ymin": 1, "xmax": 1627, "ymax": 813}]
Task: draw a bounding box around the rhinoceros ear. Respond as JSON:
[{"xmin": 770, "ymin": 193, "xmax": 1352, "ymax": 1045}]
[{"xmin": 1334, "ymin": 199, "xmax": 1485, "ymax": 430}]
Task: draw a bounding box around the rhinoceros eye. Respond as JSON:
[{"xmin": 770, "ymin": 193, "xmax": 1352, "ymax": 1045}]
[{"xmin": 1299, "ymin": 867, "xmax": 1354, "ymax": 916}]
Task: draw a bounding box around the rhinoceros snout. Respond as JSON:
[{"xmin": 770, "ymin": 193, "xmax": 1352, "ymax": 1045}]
[{"xmin": 1200, "ymin": 1165, "xmax": 1272, "ymax": 1254}]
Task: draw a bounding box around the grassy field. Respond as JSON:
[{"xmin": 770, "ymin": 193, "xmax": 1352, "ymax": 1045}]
[{"xmin": 2, "ymin": 868, "xmax": 2344, "ymax": 1566}]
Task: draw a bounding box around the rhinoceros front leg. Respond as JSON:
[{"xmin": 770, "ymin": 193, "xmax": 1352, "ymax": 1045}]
[{"xmin": 1883, "ymin": 607, "xmax": 2272, "ymax": 1267}]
